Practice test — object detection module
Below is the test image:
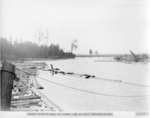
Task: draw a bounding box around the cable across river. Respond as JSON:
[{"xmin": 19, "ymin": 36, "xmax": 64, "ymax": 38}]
[
  {"xmin": 16, "ymin": 67, "xmax": 150, "ymax": 98},
  {"xmin": 39, "ymin": 64, "xmax": 150, "ymax": 88}
]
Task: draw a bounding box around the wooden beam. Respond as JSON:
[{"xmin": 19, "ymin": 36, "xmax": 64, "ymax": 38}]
[{"xmin": 0, "ymin": 61, "xmax": 15, "ymax": 111}]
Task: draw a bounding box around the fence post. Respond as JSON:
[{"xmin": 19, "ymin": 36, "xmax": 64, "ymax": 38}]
[
  {"xmin": 0, "ymin": 61, "xmax": 15, "ymax": 111},
  {"xmin": 0, "ymin": 69, "xmax": 1, "ymax": 109}
]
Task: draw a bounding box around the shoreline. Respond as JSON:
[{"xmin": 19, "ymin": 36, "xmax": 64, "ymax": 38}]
[
  {"xmin": 11, "ymin": 61, "xmax": 61, "ymax": 111},
  {"xmin": 5, "ymin": 57, "xmax": 149, "ymax": 111}
]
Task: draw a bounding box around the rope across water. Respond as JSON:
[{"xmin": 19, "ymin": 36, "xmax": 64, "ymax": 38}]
[{"xmin": 16, "ymin": 67, "xmax": 150, "ymax": 98}]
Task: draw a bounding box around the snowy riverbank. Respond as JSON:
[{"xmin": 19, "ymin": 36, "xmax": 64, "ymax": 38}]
[{"xmin": 10, "ymin": 61, "xmax": 61, "ymax": 111}]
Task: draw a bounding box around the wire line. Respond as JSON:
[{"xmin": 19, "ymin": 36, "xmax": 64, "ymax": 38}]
[
  {"xmin": 16, "ymin": 68, "xmax": 150, "ymax": 98},
  {"xmin": 39, "ymin": 68, "xmax": 150, "ymax": 88}
]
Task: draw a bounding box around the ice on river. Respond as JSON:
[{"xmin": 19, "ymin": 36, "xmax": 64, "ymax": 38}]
[{"xmin": 34, "ymin": 57, "xmax": 150, "ymax": 112}]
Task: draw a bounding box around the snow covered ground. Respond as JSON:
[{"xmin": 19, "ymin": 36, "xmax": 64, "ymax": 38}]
[{"xmin": 34, "ymin": 57, "xmax": 150, "ymax": 112}]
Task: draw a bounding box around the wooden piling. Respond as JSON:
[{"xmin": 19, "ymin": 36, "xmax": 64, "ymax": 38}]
[
  {"xmin": 0, "ymin": 61, "xmax": 15, "ymax": 111},
  {"xmin": 0, "ymin": 70, "xmax": 1, "ymax": 109}
]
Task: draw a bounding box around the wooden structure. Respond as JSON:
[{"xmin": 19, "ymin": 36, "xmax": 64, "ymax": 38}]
[{"xmin": 0, "ymin": 61, "xmax": 16, "ymax": 111}]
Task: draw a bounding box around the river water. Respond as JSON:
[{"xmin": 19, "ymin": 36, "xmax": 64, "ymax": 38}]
[{"xmin": 35, "ymin": 57, "xmax": 150, "ymax": 111}]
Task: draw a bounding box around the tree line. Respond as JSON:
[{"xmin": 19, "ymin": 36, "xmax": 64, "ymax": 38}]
[{"xmin": 0, "ymin": 38, "xmax": 75, "ymax": 60}]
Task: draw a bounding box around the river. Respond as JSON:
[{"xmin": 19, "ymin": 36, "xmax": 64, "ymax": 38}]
[{"xmin": 34, "ymin": 57, "xmax": 150, "ymax": 112}]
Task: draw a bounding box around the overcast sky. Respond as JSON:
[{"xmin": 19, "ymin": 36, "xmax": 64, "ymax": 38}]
[{"xmin": 1, "ymin": 0, "xmax": 149, "ymax": 54}]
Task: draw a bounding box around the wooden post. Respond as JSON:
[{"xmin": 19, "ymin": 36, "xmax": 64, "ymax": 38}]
[
  {"xmin": 0, "ymin": 70, "xmax": 1, "ymax": 109},
  {"xmin": 0, "ymin": 61, "xmax": 15, "ymax": 111},
  {"xmin": 50, "ymin": 64, "xmax": 54, "ymax": 76}
]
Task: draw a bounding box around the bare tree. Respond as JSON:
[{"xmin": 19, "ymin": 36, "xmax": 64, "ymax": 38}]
[
  {"xmin": 71, "ymin": 39, "xmax": 78, "ymax": 53},
  {"xmin": 35, "ymin": 28, "xmax": 50, "ymax": 45}
]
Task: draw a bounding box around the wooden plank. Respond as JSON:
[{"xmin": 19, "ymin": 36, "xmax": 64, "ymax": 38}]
[
  {"xmin": 11, "ymin": 99, "xmax": 41, "ymax": 106},
  {"xmin": 12, "ymin": 96, "xmax": 41, "ymax": 101}
]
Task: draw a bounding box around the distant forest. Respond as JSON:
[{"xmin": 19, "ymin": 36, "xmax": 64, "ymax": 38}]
[{"xmin": 0, "ymin": 38, "xmax": 75, "ymax": 60}]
